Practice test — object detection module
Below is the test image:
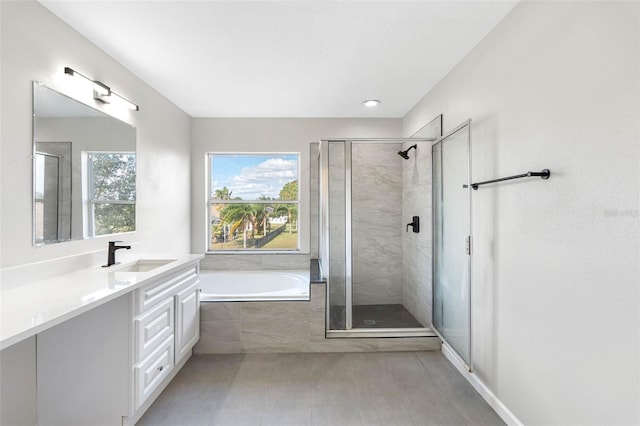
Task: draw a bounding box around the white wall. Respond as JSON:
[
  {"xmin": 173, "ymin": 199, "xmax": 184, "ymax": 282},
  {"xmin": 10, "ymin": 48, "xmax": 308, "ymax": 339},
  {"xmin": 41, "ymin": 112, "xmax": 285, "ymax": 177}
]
[
  {"xmin": 0, "ymin": 0, "xmax": 192, "ymax": 270},
  {"xmin": 403, "ymin": 1, "xmax": 639, "ymax": 424},
  {"xmin": 191, "ymin": 118, "xmax": 401, "ymax": 263}
]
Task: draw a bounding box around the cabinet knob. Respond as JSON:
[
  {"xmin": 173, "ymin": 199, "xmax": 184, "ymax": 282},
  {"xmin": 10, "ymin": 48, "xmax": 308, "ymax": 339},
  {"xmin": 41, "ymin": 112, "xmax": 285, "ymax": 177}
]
[{"xmin": 158, "ymin": 366, "xmax": 163, "ymax": 372}]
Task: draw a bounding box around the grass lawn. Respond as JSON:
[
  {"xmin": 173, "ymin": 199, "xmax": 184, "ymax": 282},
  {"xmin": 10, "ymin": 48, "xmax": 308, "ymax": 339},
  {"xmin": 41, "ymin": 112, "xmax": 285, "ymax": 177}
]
[
  {"xmin": 210, "ymin": 225, "xmax": 298, "ymax": 250},
  {"xmin": 262, "ymin": 229, "xmax": 298, "ymax": 249}
]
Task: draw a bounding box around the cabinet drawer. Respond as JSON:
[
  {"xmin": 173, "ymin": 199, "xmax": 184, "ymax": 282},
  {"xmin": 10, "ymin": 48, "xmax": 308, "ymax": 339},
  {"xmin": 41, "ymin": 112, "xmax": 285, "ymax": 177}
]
[
  {"xmin": 134, "ymin": 336, "xmax": 174, "ymax": 409},
  {"xmin": 136, "ymin": 265, "xmax": 198, "ymax": 313},
  {"xmin": 135, "ymin": 298, "xmax": 174, "ymax": 362}
]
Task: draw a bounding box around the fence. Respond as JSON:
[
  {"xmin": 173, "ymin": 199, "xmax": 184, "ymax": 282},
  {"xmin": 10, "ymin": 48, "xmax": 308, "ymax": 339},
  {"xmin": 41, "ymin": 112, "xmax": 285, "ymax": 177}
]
[{"xmin": 254, "ymin": 224, "xmax": 286, "ymax": 248}]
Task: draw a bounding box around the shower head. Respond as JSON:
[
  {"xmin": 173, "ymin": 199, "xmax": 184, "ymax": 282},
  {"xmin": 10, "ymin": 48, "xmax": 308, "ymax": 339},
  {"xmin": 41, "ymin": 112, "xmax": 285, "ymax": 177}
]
[{"xmin": 398, "ymin": 144, "xmax": 417, "ymax": 160}]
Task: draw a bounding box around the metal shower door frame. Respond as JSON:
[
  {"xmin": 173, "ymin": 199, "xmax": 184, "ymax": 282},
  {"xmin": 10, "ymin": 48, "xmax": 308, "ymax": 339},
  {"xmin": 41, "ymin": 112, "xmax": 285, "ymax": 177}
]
[
  {"xmin": 320, "ymin": 137, "xmax": 436, "ymax": 335},
  {"xmin": 431, "ymin": 119, "xmax": 473, "ymax": 371}
]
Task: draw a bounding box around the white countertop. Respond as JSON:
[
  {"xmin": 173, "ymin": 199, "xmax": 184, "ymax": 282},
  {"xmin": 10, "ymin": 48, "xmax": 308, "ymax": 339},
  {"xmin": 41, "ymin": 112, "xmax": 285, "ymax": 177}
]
[{"xmin": 0, "ymin": 254, "xmax": 203, "ymax": 351}]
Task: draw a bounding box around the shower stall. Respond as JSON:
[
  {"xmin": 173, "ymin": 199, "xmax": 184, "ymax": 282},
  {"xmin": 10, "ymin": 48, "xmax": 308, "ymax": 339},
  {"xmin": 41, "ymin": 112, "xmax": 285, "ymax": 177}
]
[
  {"xmin": 316, "ymin": 118, "xmax": 442, "ymax": 337},
  {"xmin": 316, "ymin": 116, "xmax": 473, "ymax": 358}
]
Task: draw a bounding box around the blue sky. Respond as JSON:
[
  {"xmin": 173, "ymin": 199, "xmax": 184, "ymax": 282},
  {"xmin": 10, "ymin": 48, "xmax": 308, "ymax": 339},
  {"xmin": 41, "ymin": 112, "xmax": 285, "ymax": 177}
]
[{"xmin": 211, "ymin": 154, "xmax": 298, "ymax": 200}]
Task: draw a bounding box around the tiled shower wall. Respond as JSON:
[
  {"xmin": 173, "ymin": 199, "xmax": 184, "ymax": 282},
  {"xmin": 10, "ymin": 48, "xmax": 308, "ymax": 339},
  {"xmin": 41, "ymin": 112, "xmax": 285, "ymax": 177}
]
[
  {"xmin": 401, "ymin": 140, "xmax": 433, "ymax": 327},
  {"xmin": 351, "ymin": 142, "xmax": 403, "ymax": 305}
]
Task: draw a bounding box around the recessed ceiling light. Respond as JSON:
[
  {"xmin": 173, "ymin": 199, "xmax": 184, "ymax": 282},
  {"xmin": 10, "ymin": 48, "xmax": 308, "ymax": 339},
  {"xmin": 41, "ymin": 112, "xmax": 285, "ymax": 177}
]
[{"xmin": 362, "ymin": 99, "xmax": 381, "ymax": 108}]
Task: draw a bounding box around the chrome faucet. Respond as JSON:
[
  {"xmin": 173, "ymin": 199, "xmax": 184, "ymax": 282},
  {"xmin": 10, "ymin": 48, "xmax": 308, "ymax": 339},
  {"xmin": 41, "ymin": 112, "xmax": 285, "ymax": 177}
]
[{"xmin": 103, "ymin": 241, "xmax": 131, "ymax": 267}]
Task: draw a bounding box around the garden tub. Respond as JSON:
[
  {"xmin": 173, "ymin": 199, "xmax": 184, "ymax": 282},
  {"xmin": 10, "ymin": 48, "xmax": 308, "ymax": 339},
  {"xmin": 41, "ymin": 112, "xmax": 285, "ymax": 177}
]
[{"xmin": 199, "ymin": 270, "xmax": 310, "ymax": 302}]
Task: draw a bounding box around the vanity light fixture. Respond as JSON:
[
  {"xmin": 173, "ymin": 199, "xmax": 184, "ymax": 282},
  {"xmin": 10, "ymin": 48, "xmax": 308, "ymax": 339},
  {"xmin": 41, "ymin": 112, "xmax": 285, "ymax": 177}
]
[
  {"xmin": 362, "ymin": 99, "xmax": 381, "ymax": 108},
  {"xmin": 64, "ymin": 67, "xmax": 139, "ymax": 111},
  {"xmin": 94, "ymin": 90, "xmax": 140, "ymax": 112},
  {"xmin": 64, "ymin": 67, "xmax": 109, "ymax": 96}
]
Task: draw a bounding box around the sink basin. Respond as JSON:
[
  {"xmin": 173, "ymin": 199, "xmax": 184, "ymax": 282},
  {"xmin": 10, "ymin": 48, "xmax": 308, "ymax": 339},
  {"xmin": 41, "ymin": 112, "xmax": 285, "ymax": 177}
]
[{"xmin": 114, "ymin": 259, "xmax": 176, "ymax": 273}]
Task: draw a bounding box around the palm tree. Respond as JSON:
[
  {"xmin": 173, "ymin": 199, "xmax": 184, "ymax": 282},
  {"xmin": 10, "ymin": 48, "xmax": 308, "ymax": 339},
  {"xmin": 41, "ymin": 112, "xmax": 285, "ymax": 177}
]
[
  {"xmin": 218, "ymin": 204, "xmax": 257, "ymax": 247},
  {"xmin": 214, "ymin": 186, "xmax": 232, "ymax": 200}
]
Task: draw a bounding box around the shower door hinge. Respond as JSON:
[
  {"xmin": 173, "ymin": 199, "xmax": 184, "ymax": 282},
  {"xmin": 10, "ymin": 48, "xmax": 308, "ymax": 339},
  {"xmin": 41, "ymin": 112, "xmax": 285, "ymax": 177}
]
[{"xmin": 465, "ymin": 235, "xmax": 471, "ymax": 255}]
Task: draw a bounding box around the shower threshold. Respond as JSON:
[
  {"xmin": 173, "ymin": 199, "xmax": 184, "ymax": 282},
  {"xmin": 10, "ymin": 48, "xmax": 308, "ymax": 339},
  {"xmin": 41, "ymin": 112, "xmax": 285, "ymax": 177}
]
[{"xmin": 326, "ymin": 328, "xmax": 438, "ymax": 338}]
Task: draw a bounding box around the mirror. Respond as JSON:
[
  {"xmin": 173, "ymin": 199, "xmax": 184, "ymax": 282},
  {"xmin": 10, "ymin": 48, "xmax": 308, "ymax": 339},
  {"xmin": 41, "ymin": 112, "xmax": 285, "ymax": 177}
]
[{"xmin": 33, "ymin": 82, "xmax": 136, "ymax": 245}]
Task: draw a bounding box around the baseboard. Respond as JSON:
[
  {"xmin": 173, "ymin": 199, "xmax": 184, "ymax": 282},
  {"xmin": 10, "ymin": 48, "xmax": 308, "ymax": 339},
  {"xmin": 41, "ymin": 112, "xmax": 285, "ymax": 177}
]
[{"xmin": 441, "ymin": 343, "xmax": 523, "ymax": 426}]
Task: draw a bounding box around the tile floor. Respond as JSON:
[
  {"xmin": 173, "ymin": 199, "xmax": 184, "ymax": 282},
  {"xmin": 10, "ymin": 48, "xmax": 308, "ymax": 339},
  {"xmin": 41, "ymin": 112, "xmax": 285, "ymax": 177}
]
[{"xmin": 137, "ymin": 351, "xmax": 505, "ymax": 426}]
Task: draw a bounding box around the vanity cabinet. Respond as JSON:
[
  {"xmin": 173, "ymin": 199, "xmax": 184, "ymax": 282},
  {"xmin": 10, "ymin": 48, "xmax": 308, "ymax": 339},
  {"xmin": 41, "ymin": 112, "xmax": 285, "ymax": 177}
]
[
  {"xmin": 132, "ymin": 264, "xmax": 199, "ymax": 412},
  {"xmin": 37, "ymin": 294, "xmax": 131, "ymax": 426},
  {"xmin": 36, "ymin": 261, "xmax": 200, "ymax": 426}
]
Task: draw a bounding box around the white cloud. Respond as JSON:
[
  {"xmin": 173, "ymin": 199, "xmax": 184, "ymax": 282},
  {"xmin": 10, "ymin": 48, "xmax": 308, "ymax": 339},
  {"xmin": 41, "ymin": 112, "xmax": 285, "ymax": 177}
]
[{"xmin": 224, "ymin": 158, "xmax": 297, "ymax": 200}]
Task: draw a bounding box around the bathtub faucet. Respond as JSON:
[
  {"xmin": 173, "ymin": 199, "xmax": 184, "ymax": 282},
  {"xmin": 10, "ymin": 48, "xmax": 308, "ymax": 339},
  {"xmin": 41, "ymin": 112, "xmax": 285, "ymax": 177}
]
[{"xmin": 103, "ymin": 241, "xmax": 131, "ymax": 267}]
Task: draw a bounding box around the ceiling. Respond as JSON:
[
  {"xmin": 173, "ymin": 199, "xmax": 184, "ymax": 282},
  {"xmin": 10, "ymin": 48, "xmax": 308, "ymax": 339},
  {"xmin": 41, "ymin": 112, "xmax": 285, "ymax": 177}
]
[{"xmin": 40, "ymin": 1, "xmax": 518, "ymax": 118}]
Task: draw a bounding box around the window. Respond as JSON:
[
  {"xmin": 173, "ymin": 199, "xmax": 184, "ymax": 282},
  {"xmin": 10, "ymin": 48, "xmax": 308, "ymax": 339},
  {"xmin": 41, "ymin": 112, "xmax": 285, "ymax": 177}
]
[
  {"xmin": 208, "ymin": 153, "xmax": 299, "ymax": 251},
  {"xmin": 87, "ymin": 152, "xmax": 136, "ymax": 236}
]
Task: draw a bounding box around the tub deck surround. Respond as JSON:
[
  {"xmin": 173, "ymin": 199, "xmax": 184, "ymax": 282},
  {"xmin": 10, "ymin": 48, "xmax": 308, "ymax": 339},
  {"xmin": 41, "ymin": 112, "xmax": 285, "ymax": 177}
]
[
  {"xmin": 196, "ymin": 282, "xmax": 441, "ymax": 354},
  {"xmin": 0, "ymin": 254, "xmax": 203, "ymax": 350}
]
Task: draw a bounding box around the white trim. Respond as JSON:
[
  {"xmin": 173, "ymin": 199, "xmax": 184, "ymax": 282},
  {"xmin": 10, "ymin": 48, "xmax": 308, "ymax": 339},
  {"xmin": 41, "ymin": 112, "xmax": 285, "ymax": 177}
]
[
  {"xmin": 441, "ymin": 342, "xmax": 524, "ymax": 426},
  {"xmin": 207, "ymin": 152, "xmax": 301, "ymax": 252}
]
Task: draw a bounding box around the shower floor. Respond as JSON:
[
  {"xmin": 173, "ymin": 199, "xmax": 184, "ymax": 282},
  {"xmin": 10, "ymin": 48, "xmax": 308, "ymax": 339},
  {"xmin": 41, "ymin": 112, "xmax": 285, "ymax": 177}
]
[{"xmin": 331, "ymin": 304, "xmax": 424, "ymax": 329}]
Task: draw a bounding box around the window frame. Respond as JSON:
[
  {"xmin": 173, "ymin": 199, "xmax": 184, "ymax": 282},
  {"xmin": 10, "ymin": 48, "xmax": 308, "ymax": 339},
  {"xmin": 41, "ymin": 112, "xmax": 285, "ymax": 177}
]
[
  {"xmin": 86, "ymin": 151, "xmax": 136, "ymax": 238},
  {"xmin": 207, "ymin": 152, "xmax": 300, "ymax": 253}
]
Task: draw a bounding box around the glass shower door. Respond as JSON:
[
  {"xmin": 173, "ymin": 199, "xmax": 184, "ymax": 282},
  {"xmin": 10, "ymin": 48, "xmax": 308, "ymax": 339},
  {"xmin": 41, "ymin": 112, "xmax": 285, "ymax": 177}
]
[
  {"xmin": 432, "ymin": 121, "xmax": 472, "ymax": 367},
  {"xmin": 326, "ymin": 141, "xmax": 349, "ymax": 329}
]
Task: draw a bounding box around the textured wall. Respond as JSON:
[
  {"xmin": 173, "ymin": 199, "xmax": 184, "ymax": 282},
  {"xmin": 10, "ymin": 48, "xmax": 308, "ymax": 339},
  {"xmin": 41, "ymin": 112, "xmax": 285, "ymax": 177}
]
[
  {"xmin": 403, "ymin": 1, "xmax": 640, "ymax": 424},
  {"xmin": 0, "ymin": 2, "xmax": 192, "ymax": 421},
  {"xmin": 1, "ymin": 0, "xmax": 192, "ymax": 269}
]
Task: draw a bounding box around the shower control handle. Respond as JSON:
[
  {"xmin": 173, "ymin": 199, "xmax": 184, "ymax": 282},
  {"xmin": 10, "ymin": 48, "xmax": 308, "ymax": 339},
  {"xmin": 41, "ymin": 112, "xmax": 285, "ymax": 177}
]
[{"xmin": 406, "ymin": 216, "xmax": 420, "ymax": 233}]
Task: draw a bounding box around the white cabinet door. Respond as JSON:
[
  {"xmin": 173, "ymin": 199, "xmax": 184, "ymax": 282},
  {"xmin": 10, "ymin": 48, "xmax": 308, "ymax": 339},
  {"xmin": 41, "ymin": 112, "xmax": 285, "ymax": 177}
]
[
  {"xmin": 135, "ymin": 298, "xmax": 174, "ymax": 362},
  {"xmin": 175, "ymin": 281, "xmax": 200, "ymax": 362}
]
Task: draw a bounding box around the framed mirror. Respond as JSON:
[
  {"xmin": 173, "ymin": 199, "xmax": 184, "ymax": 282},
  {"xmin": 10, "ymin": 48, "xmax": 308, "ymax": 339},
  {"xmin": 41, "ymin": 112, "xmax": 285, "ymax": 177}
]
[{"xmin": 33, "ymin": 82, "xmax": 136, "ymax": 245}]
